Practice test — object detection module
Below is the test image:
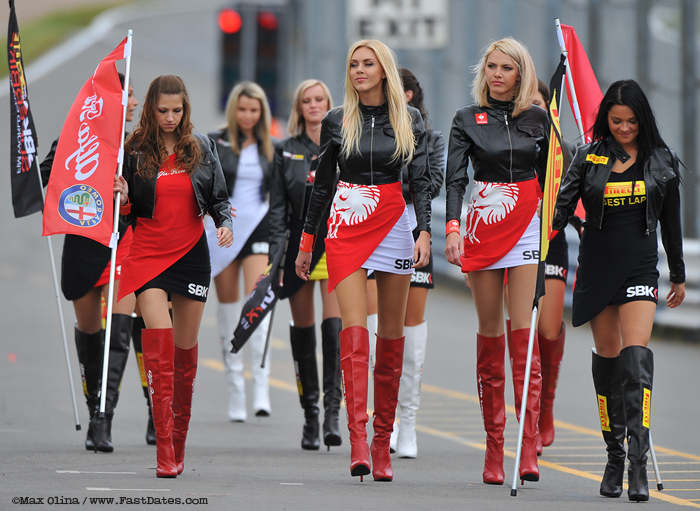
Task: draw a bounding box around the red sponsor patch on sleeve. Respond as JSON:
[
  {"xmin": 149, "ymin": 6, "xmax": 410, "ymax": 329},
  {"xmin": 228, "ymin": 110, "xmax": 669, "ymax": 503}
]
[{"xmin": 475, "ymin": 112, "xmax": 488, "ymax": 125}]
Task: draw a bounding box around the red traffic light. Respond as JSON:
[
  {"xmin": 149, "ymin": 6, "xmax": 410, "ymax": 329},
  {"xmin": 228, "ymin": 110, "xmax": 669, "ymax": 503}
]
[
  {"xmin": 258, "ymin": 11, "xmax": 278, "ymax": 31},
  {"xmin": 219, "ymin": 8, "xmax": 242, "ymax": 34}
]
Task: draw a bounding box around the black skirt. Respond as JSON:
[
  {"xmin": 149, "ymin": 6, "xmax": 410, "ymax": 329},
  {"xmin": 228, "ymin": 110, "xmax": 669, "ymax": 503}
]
[
  {"xmin": 136, "ymin": 232, "xmax": 211, "ymax": 302},
  {"xmin": 572, "ymin": 219, "xmax": 658, "ymax": 327},
  {"xmin": 280, "ymin": 187, "xmax": 330, "ymax": 299}
]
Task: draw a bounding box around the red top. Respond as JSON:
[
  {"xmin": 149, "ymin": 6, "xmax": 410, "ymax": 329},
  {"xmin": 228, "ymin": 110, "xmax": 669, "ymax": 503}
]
[{"xmin": 118, "ymin": 154, "xmax": 203, "ymax": 299}]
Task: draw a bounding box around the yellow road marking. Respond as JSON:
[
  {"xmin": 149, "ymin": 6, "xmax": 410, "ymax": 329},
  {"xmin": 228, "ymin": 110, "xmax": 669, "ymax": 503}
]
[{"xmin": 202, "ymin": 352, "xmax": 700, "ymax": 507}]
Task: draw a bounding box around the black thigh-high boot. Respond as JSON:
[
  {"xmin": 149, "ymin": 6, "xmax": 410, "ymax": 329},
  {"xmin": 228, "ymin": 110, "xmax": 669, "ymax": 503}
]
[
  {"xmin": 321, "ymin": 317, "xmax": 343, "ymax": 449},
  {"xmin": 592, "ymin": 352, "xmax": 626, "ymax": 497},
  {"xmin": 290, "ymin": 323, "xmax": 320, "ymax": 450},
  {"xmin": 132, "ymin": 316, "xmax": 156, "ymax": 445},
  {"xmin": 621, "ymin": 346, "xmax": 654, "ymax": 502},
  {"xmin": 74, "ymin": 326, "xmax": 104, "ymax": 451},
  {"xmin": 92, "ymin": 314, "xmax": 132, "ymax": 452}
]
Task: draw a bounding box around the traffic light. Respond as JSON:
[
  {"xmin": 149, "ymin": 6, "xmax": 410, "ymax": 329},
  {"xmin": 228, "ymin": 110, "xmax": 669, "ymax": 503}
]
[
  {"xmin": 218, "ymin": 8, "xmax": 242, "ymax": 110},
  {"xmin": 255, "ymin": 10, "xmax": 279, "ymax": 115},
  {"xmin": 218, "ymin": 4, "xmax": 285, "ymax": 114}
]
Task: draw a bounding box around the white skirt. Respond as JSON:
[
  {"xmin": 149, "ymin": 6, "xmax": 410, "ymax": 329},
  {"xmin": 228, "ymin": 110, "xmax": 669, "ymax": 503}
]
[
  {"xmin": 362, "ymin": 206, "xmax": 414, "ymax": 275},
  {"xmin": 480, "ymin": 211, "xmax": 540, "ymax": 271}
]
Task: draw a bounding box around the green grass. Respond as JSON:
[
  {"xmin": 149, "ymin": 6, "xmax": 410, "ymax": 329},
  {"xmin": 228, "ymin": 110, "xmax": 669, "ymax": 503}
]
[{"xmin": 4, "ymin": 2, "xmax": 131, "ymax": 74}]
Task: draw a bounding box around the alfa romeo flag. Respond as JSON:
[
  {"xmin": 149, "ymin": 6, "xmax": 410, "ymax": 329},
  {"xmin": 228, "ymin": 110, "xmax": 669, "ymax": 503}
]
[
  {"xmin": 8, "ymin": 0, "xmax": 41, "ymax": 218},
  {"xmin": 42, "ymin": 38, "xmax": 128, "ymax": 246},
  {"xmin": 534, "ymin": 55, "xmax": 567, "ymax": 307}
]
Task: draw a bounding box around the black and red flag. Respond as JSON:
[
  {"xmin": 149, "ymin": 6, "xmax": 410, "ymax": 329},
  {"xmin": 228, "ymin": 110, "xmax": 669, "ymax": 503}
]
[{"xmin": 8, "ymin": 0, "xmax": 41, "ymax": 218}]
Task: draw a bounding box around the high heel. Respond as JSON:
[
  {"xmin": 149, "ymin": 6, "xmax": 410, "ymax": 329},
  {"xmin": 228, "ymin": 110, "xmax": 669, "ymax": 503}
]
[
  {"xmin": 371, "ymin": 334, "xmax": 404, "ymax": 481},
  {"xmin": 74, "ymin": 326, "xmax": 104, "ymax": 452},
  {"xmin": 290, "ymin": 323, "xmax": 320, "ymax": 451},
  {"xmin": 132, "ymin": 316, "xmax": 157, "ymax": 445},
  {"xmin": 339, "ymin": 326, "xmax": 371, "ymax": 480},
  {"xmin": 396, "ymin": 321, "xmax": 427, "ymax": 459},
  {"xmin": 173, "ymin": 343, "xmax": 198, "ymax": 475},
  {"xmin": 592, "ymin": 352, "xmax": 625, "ymax": 498},
  {"xmin": 539, "ymin": 323, "xmax": 565, "ymax": 447},
  {"xmin": 477, "ymin": 332, "xmax": 506, "ymax": 484},
  {"xmin": 507, "ymin": 327, "xmax": 541, "ymax": 482},
  {"xmin": 621, "ymin": 346, "xmax": 653, "ymax": 502},
  {"xmin": 142, "ymin": 328, "xmax": 177, "ymax": 478},
  {"xmin": 321, "ymin": 318, "xmax": 343, "ymax": 450}
]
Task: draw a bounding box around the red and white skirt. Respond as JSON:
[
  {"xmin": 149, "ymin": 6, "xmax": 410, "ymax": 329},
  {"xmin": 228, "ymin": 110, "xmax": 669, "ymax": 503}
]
[
  {"xmin": 324, "ymin": 180, "xmax": 409, "ymax": 291},
  {"xmin": 461, "ymin": 179, "xmax": 540, "ymax": 272}
]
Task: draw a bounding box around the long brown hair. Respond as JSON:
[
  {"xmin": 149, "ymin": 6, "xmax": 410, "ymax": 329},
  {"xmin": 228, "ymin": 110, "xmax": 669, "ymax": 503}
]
[{"xmin": 126, "ymin": 75, "xmax": 201, "ymax": 178}]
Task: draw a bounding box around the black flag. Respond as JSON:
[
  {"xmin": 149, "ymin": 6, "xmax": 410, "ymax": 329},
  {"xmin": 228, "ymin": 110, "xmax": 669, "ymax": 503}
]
[
  {"xmin": 8, "ymin": 0, "xmax": 41, "ymax": 218},
  {"xmin": 230, "ymin": 242, "xmax": 285, "ymax": 354}
]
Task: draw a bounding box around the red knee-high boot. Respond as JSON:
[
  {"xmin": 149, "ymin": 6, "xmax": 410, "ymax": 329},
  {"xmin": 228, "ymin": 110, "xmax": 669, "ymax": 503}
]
[
  {"xmin": 372, "ymin": 334, "xmax": 405, "ymax": 482},
  {"xmin": 538, "ymin": 323, "xmax": 565, "ymax": 447},
  {"xmin": 173, "ymin": 343, "xmax": 198, "ymax": 475},
  {"xmin": 142, "ymin": 328, "xmax": 177, "ymax": 478},
  {"xmin": 477, "ymin": 333, "xmax": 506, "ymax": 484},
  {"xmin": 339, "ymin": 326, "xmax": 371, "ymax": 480},
  {"xmin": 507, "ymin": 327, "xmax": 541, "ymax": 482}
]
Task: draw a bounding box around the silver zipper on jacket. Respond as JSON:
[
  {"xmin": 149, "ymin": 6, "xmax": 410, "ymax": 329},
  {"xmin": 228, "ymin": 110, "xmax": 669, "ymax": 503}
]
[
  {"xmin": 504, "ymin": 113, "xmax": 513, "ymax": 182},
  {"xmin": 370, "ymin": 116, "xmax": 375, "ymax": 185}
]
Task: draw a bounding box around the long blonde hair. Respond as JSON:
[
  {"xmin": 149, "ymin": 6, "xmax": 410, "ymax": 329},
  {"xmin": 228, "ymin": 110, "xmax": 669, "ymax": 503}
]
[
  {"xmin": 342, "ymin": 39, "xmax": 414, "ymax": 163},
  {"xmin": 224, "ymin": 81, "xmax": 274, "ymax": 161},
  {"xmin": 287, "ymin": 79, "xmax": 334, "ymax": 137},
  {"xmin": 471, "ymin": 37, "xmax": 537, "ymax": 117}
]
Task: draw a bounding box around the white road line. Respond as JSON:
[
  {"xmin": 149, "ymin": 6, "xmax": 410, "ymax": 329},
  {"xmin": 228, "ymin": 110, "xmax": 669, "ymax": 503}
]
[
  {"xmin": 57, "ymin": 470, "xmax": 137, "ymax": 474},
  {"xmin": 280, "ymin": 483, "xmax": 303, "ymax": 486},
  {"xmin": 86, "ymin": 488, "xmax": 170, "ymax": 492}
]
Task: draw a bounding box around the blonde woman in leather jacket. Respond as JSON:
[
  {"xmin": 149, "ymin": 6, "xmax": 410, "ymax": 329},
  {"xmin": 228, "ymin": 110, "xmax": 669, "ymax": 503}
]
[
  {"xmin": 295, "ymin": 39, "xmax": 432, "ymax": 482},
  {"xmin": 445, "ymin": 38, "xmax": 548, "ymax": 485}
]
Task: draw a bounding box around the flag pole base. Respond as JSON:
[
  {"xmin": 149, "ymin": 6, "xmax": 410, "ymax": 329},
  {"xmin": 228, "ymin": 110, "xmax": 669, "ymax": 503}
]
[
  {"xmin": 76, "ymin": 424, "xmax": 81, "ymax": 431},
  {"xmin": 658, "ymin": 483, "xmax": 664, "ymax": 491},
  {"xmin": 510, "ymin": 489, "xmax": 517, "ymax": 497},
  {"xmin": 99, "ymin": 412, "xmax": 106, "ymax": 420}
]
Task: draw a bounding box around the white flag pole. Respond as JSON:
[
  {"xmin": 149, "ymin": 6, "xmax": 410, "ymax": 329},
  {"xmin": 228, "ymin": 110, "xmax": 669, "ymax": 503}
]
[
  {"xmin": 99, "ymin": 29, "xmax": 133, "ymax": 417},
  {"xmin": 31, "ymin": 114, "xmax": 80, "ymax": 429},
  {"xmin": 555, "ymin": 18, "xmax": 586, "ymax": 142},
  {"xmin": 509, "ymin": 306, "xmax": 539, "ymax": 496}
]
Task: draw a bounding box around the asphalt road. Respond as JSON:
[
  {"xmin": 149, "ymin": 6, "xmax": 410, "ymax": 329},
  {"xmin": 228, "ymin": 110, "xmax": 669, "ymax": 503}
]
[{"xmin": 1, "ymin": 1, "xmax": 700, "ymax": 510}]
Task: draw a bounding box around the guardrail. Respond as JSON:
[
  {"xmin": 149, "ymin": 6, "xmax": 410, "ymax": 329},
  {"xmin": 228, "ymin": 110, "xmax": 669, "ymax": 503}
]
[{"xmin": 430, "ymin": 196, "xmax": 699, "ymax": 332}]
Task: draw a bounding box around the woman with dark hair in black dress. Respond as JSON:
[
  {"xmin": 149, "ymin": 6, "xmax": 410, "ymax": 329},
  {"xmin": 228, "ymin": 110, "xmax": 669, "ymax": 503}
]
[{"xmin": 554, "ymin": 79, "xmax": 685, "ymax": 501}]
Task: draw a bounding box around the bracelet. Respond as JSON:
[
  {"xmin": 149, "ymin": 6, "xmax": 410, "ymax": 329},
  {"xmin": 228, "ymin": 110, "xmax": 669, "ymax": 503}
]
[
  {"xmin": 299, "ymin": 231, "xmax": 316, "ymax": 253},
  {"xmin": 119, "ymin": 197, "xmax": 131, "ymax": 215},
  {"xmin": 446, "ymin": 219, "xmax": 460, "ymax": 236}
]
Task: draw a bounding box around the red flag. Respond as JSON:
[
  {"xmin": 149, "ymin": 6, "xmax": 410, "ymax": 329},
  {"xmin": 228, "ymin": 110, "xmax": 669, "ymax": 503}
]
[
  {"xmin": 561, "ymin": 24, "xmax": 603, "ymax": 144},
  {"xmin": 42, "ymin": 38, "xmax": 127, "ymax": 246}
]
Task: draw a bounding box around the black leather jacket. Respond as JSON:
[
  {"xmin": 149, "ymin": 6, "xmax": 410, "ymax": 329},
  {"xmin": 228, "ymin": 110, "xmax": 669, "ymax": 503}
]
[
  {"xmin": 402, "ymin": 129, "xmax": 444, "ymax": 202},
  {"xmin": 304, "ymin": 102, "xmax": 432, "ymax": 235},
  {"xmin": 121, "ymin": 132, "xmax": 233, "ymax": 233},
  {"xmin": 445, "ymin": 98, "xmax": 549, "ymax": 223},
  {"xmin": 208, "ymin": 128, "xmax": 274, "ymax": 200},
  {"xmin": 268, "ymin": 132, "xmax": 327, "ymax": 262},
  {"xmin": 554, "ymin": 137, "xmax": 685, "ymax": 283}
]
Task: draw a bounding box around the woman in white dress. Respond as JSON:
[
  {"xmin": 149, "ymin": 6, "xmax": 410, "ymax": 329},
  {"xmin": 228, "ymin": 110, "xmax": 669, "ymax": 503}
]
[{"xmin": 206, "ymin": 82, "xmax": 276, "ymax": 421}]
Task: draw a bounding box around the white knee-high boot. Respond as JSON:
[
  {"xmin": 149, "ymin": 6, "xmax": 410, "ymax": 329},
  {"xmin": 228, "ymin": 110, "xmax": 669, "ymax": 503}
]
[
  {"xmin": 367, "ymin": 313, "xmax": 378, "ymax": 374},
  {"xmin": 396, "ymin": 321, "xmax": 427, "ymax": 458},
  {"xmin": 217, "ymin": 302, "xmax": 247, "ymax": 422},
  {"xmin": 250, "ymin": 313, "xmax": 272, "ymax": 416}
]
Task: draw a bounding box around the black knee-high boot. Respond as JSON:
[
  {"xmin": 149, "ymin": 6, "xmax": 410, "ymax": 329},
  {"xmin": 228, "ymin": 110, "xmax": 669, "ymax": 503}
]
[
  {"xmin": 92, "ymin": 314, "xmax": 132, "ymax": 452},
  {"xmin": 132, "ymin": 316, "xmax": 156, "ymax": 445},
  {"xmin": 290, "ymin": 324, "xmax": 320, "ymax": 450},
  {"xmin": 74, "ymin": 326, "xmax": 104, "ymax": 451},
  {"xmin": 621, "ymin": 346, "xmax": 654, "ymax": 502},
  {"xmin": 321, "ymin": 318, "xmax": 342, "ymax": 449},
  {"xmin": 592, "ymin": 352, "xmax": 626, "ymax": 497}
]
